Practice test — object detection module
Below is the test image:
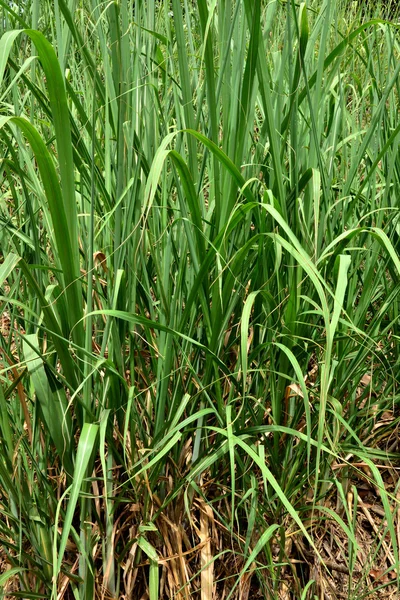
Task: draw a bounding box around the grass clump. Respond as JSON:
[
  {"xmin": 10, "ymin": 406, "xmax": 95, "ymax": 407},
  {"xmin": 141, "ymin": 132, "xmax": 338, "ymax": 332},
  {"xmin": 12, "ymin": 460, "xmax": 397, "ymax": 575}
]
[{"xmin": 0, "ymin": 1, "xmax": 399, "ymax": 598}]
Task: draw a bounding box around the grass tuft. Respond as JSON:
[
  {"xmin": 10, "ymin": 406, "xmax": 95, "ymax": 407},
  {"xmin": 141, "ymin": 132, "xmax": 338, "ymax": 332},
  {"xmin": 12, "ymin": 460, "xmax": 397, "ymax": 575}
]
[{"xmin": 0, "ymin": 1, "xmax": 399, "ymax": 598}]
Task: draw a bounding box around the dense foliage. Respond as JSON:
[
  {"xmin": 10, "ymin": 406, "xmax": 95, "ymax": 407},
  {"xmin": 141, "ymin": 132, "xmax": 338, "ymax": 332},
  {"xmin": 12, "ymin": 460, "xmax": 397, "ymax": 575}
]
[{"xmin": 0, "ymin": 1, "xmax": 399, "ymax": 598}]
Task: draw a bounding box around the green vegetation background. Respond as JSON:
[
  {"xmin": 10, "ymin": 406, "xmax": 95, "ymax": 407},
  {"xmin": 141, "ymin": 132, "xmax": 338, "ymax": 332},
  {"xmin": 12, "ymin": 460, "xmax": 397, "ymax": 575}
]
[{"xmin": 0, "ymin": 0, "xmax": 399, "ymax": 598}]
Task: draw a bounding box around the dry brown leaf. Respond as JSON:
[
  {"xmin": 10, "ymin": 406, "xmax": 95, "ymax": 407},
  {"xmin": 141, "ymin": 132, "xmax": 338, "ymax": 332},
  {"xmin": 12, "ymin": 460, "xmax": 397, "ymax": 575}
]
[
  {"xmin": 197, "ymin": 499, "xmax": 214, "ymax": 600},
  {"xmin": 369, "ymin": 568, "xmax": 390, "ymax": 583},
  {"xmin": 360, "ymin": 374, "xmax": 372, "ymax": 387},
  {"xmin": 93, "ymin": 251, "xmax": 108, "ymax": 272},
  {"xmin": 287, "ymin": 382, "xmax": 304, "ymax": 398}
]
